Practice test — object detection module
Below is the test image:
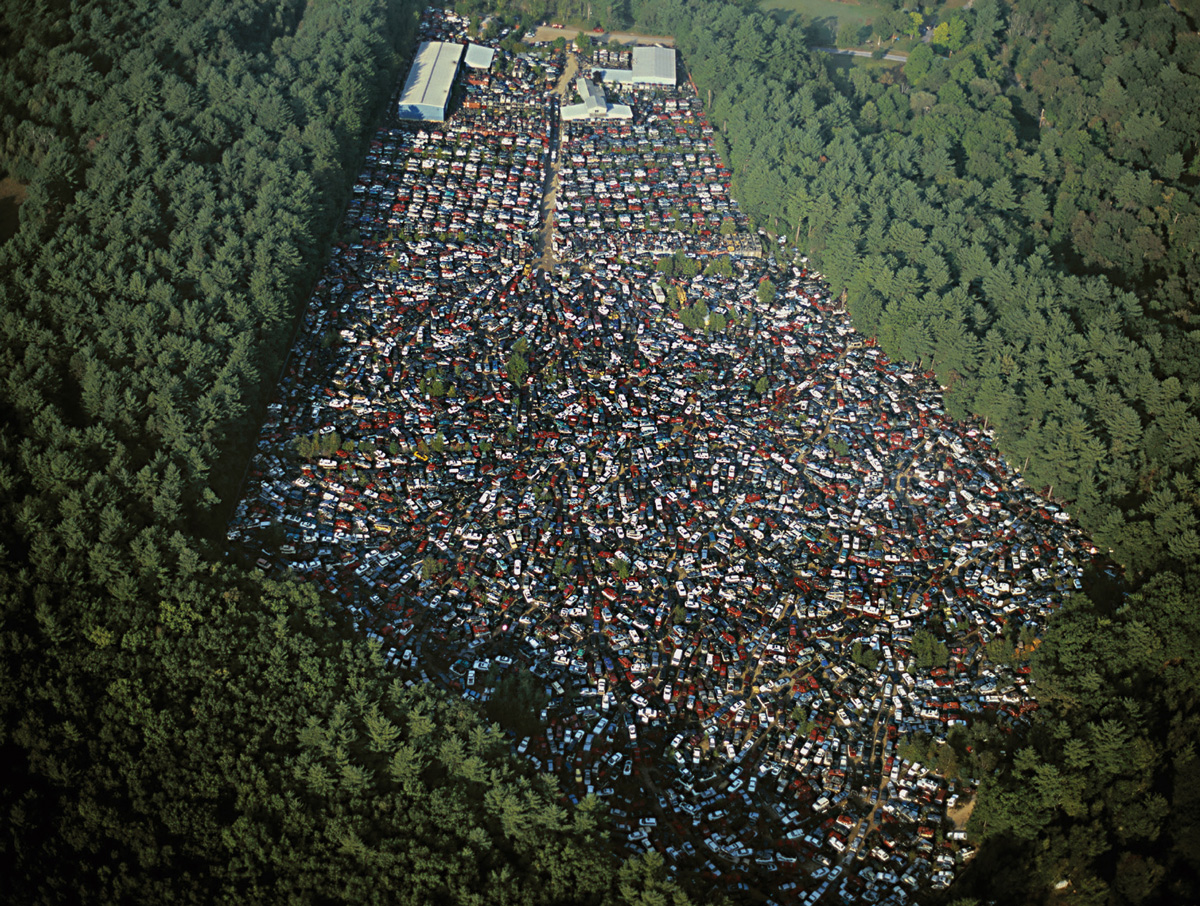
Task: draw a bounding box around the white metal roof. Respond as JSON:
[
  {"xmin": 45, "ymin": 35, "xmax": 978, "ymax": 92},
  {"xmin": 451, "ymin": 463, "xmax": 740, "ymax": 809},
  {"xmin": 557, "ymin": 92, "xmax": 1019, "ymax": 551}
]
[
  {"xmin": 562, "ymin": 79, "xmax": 632, "ymax": 121},
  {"xmin": 397, "ymin": 41, "xmax": 464, "ymax": 120},
  {"xmin": 463, "ymin": 43, "xmax": 495, "ymax": 70},
  {"xmin": 595, "ymin": 46, "xmax": 676, "ymax": 86},
  {"xmin": 632, "ymin": 46, "xmax": 676, "ymax": 85},
  {"xmin": 580, "ymin": 77, "xmax": 607, "ymax": 115}
]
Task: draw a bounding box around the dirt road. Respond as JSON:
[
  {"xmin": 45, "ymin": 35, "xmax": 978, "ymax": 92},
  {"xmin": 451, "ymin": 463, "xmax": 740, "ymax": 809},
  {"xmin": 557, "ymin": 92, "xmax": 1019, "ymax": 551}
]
[
  {"xmin": 813, "ymin": 45, "xmax": 907, "ymax": 63},
  {"xmin": 536, "ymin": 53, "xmax": 579, "ymax": 270},
  {"xmin": 530, "ymin": 26, "xmax": 674, "ymax": 46}
]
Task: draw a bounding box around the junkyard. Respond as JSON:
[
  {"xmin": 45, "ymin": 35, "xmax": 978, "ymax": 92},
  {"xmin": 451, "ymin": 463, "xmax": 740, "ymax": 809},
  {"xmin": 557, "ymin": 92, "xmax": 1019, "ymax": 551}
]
[{"xmin": 228, "ymin": 10, "xmax": 1096, "ymax": 904}]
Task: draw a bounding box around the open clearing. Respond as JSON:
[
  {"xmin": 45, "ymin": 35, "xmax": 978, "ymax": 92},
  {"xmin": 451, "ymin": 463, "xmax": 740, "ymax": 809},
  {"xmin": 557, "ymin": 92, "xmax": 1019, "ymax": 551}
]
[
  {"xmin": 761, "ymin": 0, "xmax": 892, "ymax": 43},
  {"xmin": 948, "ymin": 795, "xmax": 976, "ymax": 831},
  {"xmin": 529, "ymin": 26, "xmax": 674, "ymax": 46},
  {"xmin": 0, "ymin": 177, "xmax": 28, "ymax": 244}
]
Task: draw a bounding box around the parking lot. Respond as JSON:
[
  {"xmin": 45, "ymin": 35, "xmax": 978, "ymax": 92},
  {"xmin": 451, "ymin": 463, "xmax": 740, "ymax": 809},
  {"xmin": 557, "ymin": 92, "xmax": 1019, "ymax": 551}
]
[{"xmin": 228, "ymin": 11, "xmax": 1095, "ymax": 905}]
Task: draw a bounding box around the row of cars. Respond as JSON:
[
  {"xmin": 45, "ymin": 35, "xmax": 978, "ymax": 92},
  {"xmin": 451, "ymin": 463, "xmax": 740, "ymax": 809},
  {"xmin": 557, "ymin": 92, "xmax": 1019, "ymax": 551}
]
[
  {"xmin": 229, "ymin": 13, "xmax": 1094, "ymax": 905},
  {"xmin": 348, "ymin": 54, "xmax": 556, "ymax": 246},
  {"xmin": 551, "ymin": 89, "xmax": 752, "ymax": 261}
]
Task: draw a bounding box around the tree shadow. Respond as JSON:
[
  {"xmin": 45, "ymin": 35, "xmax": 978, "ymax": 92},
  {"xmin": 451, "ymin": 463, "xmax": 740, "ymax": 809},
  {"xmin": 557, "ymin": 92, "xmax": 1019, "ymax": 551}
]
[
  {"xmin": 936, "ymin": 831, "xmax": 1044, "ymax": 904},
  {"xmin": 810, "ymin": 15, "xmax": 837, "ymax": 44},
  {"xmin": 0, "ymin": 195, "xmax": 20, "ymax": 244}
]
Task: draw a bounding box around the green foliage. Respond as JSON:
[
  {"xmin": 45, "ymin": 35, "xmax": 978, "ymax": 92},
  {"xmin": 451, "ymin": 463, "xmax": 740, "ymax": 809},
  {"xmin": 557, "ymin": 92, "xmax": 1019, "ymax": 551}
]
[
  {"xmin": 506, "ymin": 345, "xmax": 529, "ymax": 387},
  {"xmin": 646, "ymin": 0, "xmax": 1200, "ymax": 578},
  {"xmin": 422, "ymin": 554, "xmax": 442, "ymax": 580},
  {"xmin": 678, "ymin": 300, "xmax": 710, "ymax": 332},
  {"xmin": 618, "ymin": 850, "xmax": 692, "ymax": 906},
  {"xmin": 655, "ymin": 250, "xmax": 699, "ymax": 279},
  {"xmin": 790, "ymin": 712, "xmax": 816, "ymax": 738},
  {"xmin": 297, "ymin": 430, "xmax": 343, "ymax": 460},
  {"xmin": 850, "ymin": 640, "xmax": 880, "ymax": 669},
  {"xmin": 898, "ymin": 731, "xmax": 938, "ymax": 768},
  {"xmin": 985, "ymin": 633, "xmax": 1015, "ymax": 666},
  {"xmin": 911, "ymin": 627, "xmax": 949, "ymax": 669},
  {"xmin": 958, "ymin": 573, "xmax": 1200, "ymax": 903},
  {"xmin": 423, "ymin": 365, "xmax": 449, "ymax": 397},
  {"xmin": 837, "ymin": 21, "xmax": 866, "ymax": 49},
  {"xmin": 932, "ymin": 17, "xmax": 968, "ymax": 54},
  {"xmin": 703, "ymin": 255, "xmax": 733, "ymax": 278}
]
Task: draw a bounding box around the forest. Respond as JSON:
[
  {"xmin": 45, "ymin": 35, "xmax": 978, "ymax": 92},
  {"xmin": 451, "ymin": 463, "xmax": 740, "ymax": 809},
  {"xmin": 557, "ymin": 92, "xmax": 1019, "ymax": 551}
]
[
  {"xmin": 2, "ymin": 0, "xmax": 1198, "ymax": 903},
  {"xmin": 0, "ymin": 1, "xmax": 692, "ymax": 903}
]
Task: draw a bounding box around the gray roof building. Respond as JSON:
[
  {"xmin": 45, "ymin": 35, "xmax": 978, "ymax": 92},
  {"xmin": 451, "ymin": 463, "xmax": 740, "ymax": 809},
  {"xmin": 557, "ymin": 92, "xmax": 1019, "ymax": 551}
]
[
  {"xmin": 596, "ymin": 45, "xmax": 676, "ymax": 86},
  {"xmin": 463, "ymin": 43, "xmax": 495, "ymax": 70},
  {"xmin": 633, "ymin": 46, "xmax": 676, "ymax": 85},
  {"xmin": 397, "ymin": 41, "xmax": 464, "ymax": 121}
]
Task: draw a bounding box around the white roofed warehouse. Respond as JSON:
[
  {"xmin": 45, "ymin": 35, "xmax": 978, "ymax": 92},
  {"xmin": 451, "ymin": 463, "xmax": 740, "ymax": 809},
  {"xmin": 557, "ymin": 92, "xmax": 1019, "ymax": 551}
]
[
  {"xmin": 632, "ymin": 46, "xmax": 676, "ymax": 85},
  {"xmin": 596, "ymin": 45, "xmax": 676, "ymax": 86},
  {"xmin": 397, "ymin": 41, "xmax": 464, "ymax": 121}
]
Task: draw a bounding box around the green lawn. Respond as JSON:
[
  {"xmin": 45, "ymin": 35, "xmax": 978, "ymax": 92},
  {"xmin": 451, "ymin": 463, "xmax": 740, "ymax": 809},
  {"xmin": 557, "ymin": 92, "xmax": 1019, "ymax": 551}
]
[{"xmin": 760, "ymin": 0, "xmax": 895, "ymax": 45}]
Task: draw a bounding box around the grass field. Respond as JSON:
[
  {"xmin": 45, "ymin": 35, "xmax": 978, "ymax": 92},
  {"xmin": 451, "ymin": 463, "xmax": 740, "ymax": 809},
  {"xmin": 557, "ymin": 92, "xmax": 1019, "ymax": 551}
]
[
  {"xmin": 822, "ymin": 53, "xmax": 905, "ymax": 78},
  {"xmin": 761, "ymin": 0, "xmax": 893, "ymax": 43}
]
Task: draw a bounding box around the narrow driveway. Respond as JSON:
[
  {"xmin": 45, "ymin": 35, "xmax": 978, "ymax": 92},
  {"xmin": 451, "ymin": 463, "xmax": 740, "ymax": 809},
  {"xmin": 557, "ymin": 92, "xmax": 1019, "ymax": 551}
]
[
  {"xmin": 813, "ymin": 46, "xmax": 907, "ymax": 62},
  {"xmin": 537, "ymin": 53, "xmax": 579, "ymax": 270}
]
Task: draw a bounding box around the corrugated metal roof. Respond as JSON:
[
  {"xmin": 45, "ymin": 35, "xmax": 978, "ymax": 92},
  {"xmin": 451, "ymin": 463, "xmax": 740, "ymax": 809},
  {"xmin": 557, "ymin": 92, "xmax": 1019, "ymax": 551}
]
[
  {"xmin": 397, "ymin": 41, "xmax": 464, "ymax": 120},
  {"xmin": 595, "ymin": 46, "xmax": 676, "ymax": 86},
  {"xmin": 562, "ymin": 78, "xmax": 632, "ymax": 120},
  {"xmin": 596, "ymin": 68, "xmax": 634, "ymax": 84},
  {"xmin": 632, "ymin": 46, "xmax": 675, "ymax": 85}
]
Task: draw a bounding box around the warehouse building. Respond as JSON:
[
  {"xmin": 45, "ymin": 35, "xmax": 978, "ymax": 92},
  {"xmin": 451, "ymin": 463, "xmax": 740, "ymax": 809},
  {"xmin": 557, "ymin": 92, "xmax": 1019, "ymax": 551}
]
[
  {"xmin": 596, "ymin": 45, "xmax": 676, "ymax": 86},
  {"xmin": 397, "ymin": 41, "xmax": 464, "ymax": 121}
]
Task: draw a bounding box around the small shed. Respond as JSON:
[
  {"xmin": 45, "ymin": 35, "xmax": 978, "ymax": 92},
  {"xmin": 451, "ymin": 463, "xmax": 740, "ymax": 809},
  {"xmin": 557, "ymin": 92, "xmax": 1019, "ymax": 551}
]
[{"xmin": 463, "ymin": 43, "xmax": 495, "ymax": 70}]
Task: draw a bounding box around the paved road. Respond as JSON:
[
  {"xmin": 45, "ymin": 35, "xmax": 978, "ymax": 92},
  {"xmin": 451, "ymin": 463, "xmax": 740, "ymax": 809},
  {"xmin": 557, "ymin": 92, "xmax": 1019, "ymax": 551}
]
[{"xmin": 814, "ymin": 46, "xmax": 907, "ymax": 63}]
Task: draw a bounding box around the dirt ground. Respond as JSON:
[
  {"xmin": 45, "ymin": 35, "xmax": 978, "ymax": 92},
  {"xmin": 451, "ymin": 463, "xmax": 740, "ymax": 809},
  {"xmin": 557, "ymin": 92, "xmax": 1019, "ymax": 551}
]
[
  {"xmin": 947, "ymin": 795, "xmax": 975, "ymax": 830},
  {"xmin": 529, "ymin": 26, "xmax": 675, "ymax": 46},
  {"xmin": 536, "ymin": 52, "xmax": 578, "ymax": 270},
  {"xmin": 0, "ymin": 177, "xmax": 28, "ymax": 244}
]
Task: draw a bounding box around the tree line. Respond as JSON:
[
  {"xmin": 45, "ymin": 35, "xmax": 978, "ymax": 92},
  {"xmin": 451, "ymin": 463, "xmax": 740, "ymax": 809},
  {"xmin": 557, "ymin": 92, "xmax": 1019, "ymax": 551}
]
[{"xmin": 0, "ymin": 1, "xmax": 694, "ymax": 903}]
